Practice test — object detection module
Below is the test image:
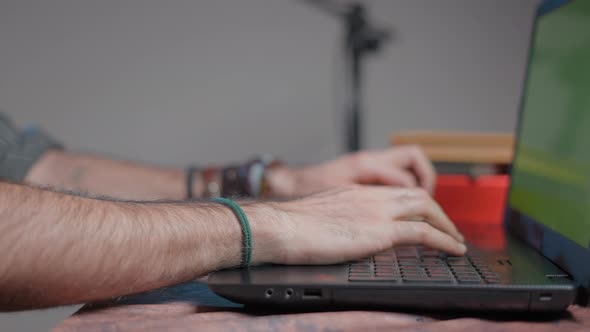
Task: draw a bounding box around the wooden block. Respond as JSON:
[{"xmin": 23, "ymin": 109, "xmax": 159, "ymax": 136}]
[{"xmin": 391, "ymin": 131, "xmax": 514, "ymax": 164}]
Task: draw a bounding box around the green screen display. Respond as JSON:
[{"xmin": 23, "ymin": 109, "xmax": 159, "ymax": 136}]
[{"xmin": 510, "ymin": 1, "xmax": 590, "ymax": 248}]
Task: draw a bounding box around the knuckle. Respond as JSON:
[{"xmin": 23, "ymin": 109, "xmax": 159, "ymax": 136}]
[
  {"xmin": 346, "ymin": 183, "xmax": 363, "ymax": 192},
  {"xmin": 338, "ymin": 183, "xmax": 361, "ymax": 194},
  {"xmin": 391, "ymin": 188, "xmax": 427, "ymax": 216},
  {"xmin": 415, "ymin": 187, "xmax": 432, "ymax": 198},
  {"xmin": 415, "ymin": 186, "xmax": 428, "ymax": 195},
  {"xmin": 414, "ymin": 223, "xmax": 430, "ymax": 241},
  {"xmin": 410, "ymin": 187, "xmax": 430, "ymax": 199},
  {"xmin": 394, "ymin": 187, "xmax": 413, "ymax": 196},
  {"xmin": 408, "ymin": 144, "xmax": 423, "ymax": 155},
  {"xmin": 394, "ymin": 189, "xmax": 413, "ymax": 205},
  {"xmin": 341, "ymin": 184, "xmax": 365, "ymax": 200}
]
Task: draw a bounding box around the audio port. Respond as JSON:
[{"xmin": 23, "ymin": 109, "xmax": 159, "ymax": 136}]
[
  {"xmin": 285, "ymin": 288, "xmax": 294, "ymax": 299},
  {"xmin": 265, "ymin": 288, "xmax": 274, "ymax": 298}
]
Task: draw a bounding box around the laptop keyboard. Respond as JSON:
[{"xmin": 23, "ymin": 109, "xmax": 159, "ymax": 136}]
[{"xmin": 348, "ymin": 246, "xmax": 501, "ymax": 284}]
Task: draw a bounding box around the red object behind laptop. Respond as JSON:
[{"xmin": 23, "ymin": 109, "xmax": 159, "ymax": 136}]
[
  {"xmin": 435, "ymin": 174, "xmax": 509, "ymax": 250},
  {"xmin": 435, "ymin": 175, "xmax": 509, "ymax": 225}
]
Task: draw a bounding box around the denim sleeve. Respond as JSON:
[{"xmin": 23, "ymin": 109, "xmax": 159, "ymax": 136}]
[{"xmin": 0, "ymin": 112, "xmax": 63, "ymax": 182}]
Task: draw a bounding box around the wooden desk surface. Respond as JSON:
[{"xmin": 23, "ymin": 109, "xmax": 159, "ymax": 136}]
[{"xmin": 53, "ymin": 223, "xmax": 590, "ymax": 332}]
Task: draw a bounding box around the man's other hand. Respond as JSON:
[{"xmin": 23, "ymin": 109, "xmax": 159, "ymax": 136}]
[
  {"xmin": 267, "ymin": 145, "xmax": 436, "ymax": 198},
  {"xmin": 249, "ymin": 185, "xmax": 465, "ymax": 265}
]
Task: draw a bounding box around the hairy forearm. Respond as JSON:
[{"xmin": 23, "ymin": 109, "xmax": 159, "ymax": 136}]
[
  {"xmin": 25, "ymin": 150, "xmax": 201, "ymax": 200},
  {"xmin": 0, "ymin": 182, "xmax": 281, "ymax": 311}
]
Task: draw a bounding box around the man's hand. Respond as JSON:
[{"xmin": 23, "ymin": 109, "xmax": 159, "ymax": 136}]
[
  {"xmin": 267, "ymin": 145, "xmax": 436, "ymax": 198},
  {"xmin": 0, "ymin": 182, "xmax": 461, "ymax": 310},
  {"xmin": 250, "ymin": 185, "xmax": 465, "ymax": 265}
]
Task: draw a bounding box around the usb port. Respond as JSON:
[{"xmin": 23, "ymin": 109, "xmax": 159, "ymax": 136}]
[
  {"xmin": 539, "ymin": 293, "xmax": 552, "ymax": 302},
  {"xmin": 302, "ymin": 288, "xmax": 322, "ymax": 299}
]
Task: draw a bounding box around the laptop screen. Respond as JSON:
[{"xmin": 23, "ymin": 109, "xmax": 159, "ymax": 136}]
[{"xmin": 507, "ymin": 0, "xmax": 590, "ymax": 290}]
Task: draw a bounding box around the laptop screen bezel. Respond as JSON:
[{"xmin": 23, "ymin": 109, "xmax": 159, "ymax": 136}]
[{"xmin": 505, "ymin": 0, "xmax": 590, "ymax": 298}]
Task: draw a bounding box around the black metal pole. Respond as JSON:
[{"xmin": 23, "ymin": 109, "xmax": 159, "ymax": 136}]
[
  {"xmin": 299, "ymin": 0, "xmax": 389, "ymax": 153},
  {"xmin": 348, "ymin": 40, "xmax": 362, "ymax": 152},
  {"xmin": 344, "ymin": 3, "xmax": 389, "ymax": 152},
  {"xmin": 346, "ymin": 4, "xmax": 364, "ymax": 152}
]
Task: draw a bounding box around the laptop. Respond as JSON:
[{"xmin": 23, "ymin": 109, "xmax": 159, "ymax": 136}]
[{"xmin": 208, "ymin": 0, "xmax": 589, "ymax": 312}]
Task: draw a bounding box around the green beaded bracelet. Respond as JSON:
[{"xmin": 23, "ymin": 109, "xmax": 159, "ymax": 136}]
[{"xmin": 212, "ymin": 197, "xmax": 252, "ymax": 267}]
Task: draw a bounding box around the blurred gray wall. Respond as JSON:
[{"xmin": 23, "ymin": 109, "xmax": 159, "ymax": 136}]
[
  {"xmin": 0, "ymin": 0, "xmax": 537, "ymax": 330},
  {"xmin": 0, "ymin": 0, "xmax": 537, "ymax": 167}
]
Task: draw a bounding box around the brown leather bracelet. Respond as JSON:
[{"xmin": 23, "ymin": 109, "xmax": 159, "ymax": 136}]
[
  {"xmin": 261, "ymin": 159, "xmax": 284, "ymax": 198},
  {"xmin": 186, "ymin": 166, "xmax": 200, "ymax": 199},
  {"xmin": 202, "ymin": 167, "xmax": 221, "ymax": 198}
]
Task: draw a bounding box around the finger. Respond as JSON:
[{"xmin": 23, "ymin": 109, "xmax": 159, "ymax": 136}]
[
  {"xmin": 391, "ymin": 189, "xmax": 464, "ymax": 243},
  {"xmin": 408, "ymin": 146, "xmax": 437, "ymax": 194},
  {"xmin": 390, "ymin": 146, "xmax": 437, "ymax": 194},
  {"xmin": 390, "ymin": 222, "xmax": 467, "ymax": 256},
  {"xmin": 359, "ymin": 164, "xmax": 417, "ymax": 188}
]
